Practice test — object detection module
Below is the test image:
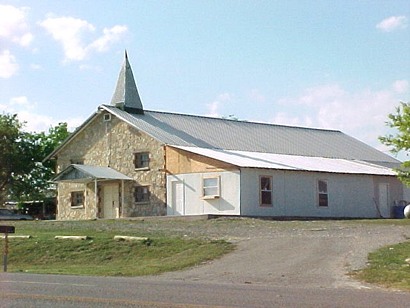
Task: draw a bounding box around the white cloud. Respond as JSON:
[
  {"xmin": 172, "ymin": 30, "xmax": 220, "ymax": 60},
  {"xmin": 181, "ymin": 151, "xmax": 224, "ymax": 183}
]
[
  {"xmin": 88, "ymin": 25, "xmax": 128, "ymax": 52},
  {"xmin": 0, "ymin": 50, "xmax": 19, "ymax": 78},
  {"xmin": 376, "ymin": 16, "xmax": 408, "ymax": 32},
  {"xmin": 30, "ymin": 63, "xmax": 42, "ymax": 70},
  {"xmin": 205, "ymin": 93, "xmax": 232, "ymax": 117},
  {"xmin": 39, "ymin": 16, "xmax": 127, "ymax": 62},
  {"xmin": 1, "ymin": 96, "xmax": 83, "ymax": 132},
  {"xmin": 273, "ymin": 82, "xmax": 409, "ymax": 155},
  {"xmin": 0, "ymin": 4, "xmax": 33, "ymax": 47},
  {"xmin": 249, "ymin": 89, "xmax": 266, "ymax": 103},
  {"xmin": 0, "ymin": 5, "xmax": 33, "ymax": 79},
  {"xmin": 392, "ymin": 80, "xmax": 409, "ymax": 94}
]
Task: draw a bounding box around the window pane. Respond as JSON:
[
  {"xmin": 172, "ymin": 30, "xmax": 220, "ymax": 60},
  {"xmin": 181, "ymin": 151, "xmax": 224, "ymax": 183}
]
[
  {"xmin": 204, "ymin": 187, "xmax": 218, "ymax": 196},
  {"xmin": 135, "ymin": 152, "xmax": 149, "ymax": 168},
  {"xmin": 203, "ymin": 177, "xmax": 219, "ymax": 196},
  {"xmin": 318, "ymin": 180, "xmax": 327, "ymax": 193},
  {"xmin": 204, "ymin": 178, "xmax": 218, "ymax": 187},
  {"xmin": 261, "ymin": 191, "xmax": 272, "ymax": 205},
  {"xmin": 261, "ymin": 177, "xmax": 271, "ymax": 190},
  {"xmin": 319, "ymin": 193, "xmax": 328, "ymax": 207},
  {"xmin": 134, "ymin": 186, "xmax": 150, "ymax": 202},
  {"xmin": 71, "ymin": 191, "xmax": 84, "ymax": 207},
  {"xmin": 260, "ymin": 176, "xmax": 272, "ymax": 205}
]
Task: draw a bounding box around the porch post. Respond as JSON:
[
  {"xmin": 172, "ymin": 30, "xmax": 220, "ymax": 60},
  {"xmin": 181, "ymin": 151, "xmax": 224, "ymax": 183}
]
[
  {"xmin": 95, "ymin": 178, "xmax": 98, "ymax": 219},
  {"xmin": 121, "ymin": 180, "xmax": 125, "ymax": 218}
]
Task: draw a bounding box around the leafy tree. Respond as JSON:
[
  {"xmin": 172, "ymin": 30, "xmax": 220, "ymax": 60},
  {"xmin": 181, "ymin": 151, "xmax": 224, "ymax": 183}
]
[
  {"xmin": 0, "ymin": 114, "xmax": 69, "ymax": 205},
  {"xmin": 379, "ymin": 101, "xmax": 410, "ymax": 185}
]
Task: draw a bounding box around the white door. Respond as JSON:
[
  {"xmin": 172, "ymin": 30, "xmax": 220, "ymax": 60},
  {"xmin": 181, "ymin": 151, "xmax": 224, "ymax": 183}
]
[
  {"xmin": 172, "ymin": 181, "xmax": 184, "ymax": 215},
  {"xmin": 103, "ymin": 184, "xmax": 119, "ymax": 219},
  {"xmin": 378, "ymin": 183, "xmax": 390, "ymax": 218}
]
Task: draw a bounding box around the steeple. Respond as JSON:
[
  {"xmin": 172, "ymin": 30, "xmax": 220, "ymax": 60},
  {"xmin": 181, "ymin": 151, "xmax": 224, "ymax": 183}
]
[{"xmin": 110, "ymin": 51, "xmax": 144, "ymax": 114}]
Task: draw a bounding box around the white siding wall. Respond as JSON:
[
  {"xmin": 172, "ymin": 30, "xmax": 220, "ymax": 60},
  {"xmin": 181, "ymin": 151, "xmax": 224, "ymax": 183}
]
[
  {"xmin": 166, "ymin": 171, "xmax": 241, "ymax": 216},
  {"xmin": 240, "ymin": 168, "xmax": 386, "ymax": 218},
  {"xmin": 403, "ymin": 186, "xmax": 410, "ymax": 202}
]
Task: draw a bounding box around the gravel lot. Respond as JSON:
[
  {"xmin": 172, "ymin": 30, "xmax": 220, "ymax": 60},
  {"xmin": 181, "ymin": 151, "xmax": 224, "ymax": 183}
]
[{"xmin": 147, "ymin": 217, "xmax": 410, "ymax": 289}]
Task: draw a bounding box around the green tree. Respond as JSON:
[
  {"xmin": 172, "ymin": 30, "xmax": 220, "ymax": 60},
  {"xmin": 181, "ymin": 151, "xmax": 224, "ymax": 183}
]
[
  {"xmin": 379, "ymin": 101, "xmax": 410, "ymax": 185},
  {"xmin": 0, "ymin": 114, "xmax": 69, "ymax": 204}
]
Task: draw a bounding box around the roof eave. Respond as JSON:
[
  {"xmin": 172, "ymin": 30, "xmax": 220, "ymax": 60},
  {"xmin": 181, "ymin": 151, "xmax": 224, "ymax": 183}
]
[{"xmin": 43, "ymin": 110, "xmax": 100, "ymax": 163}]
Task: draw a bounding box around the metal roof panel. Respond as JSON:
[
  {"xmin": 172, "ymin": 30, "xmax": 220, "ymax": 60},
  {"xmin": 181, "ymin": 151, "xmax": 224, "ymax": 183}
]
[
  {"xmin": 101, "ymin": 105, "xmax": 399, "ymax": 166},
  {"xmin": 173, "ymin": 146, "xmax": 397, "ymax": 176}
]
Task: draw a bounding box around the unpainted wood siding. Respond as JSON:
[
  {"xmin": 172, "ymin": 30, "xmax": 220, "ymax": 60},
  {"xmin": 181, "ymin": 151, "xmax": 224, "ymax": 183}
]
[{"xmin": 165, "ymin": 146, "xmax": 238, "ymax": 174}]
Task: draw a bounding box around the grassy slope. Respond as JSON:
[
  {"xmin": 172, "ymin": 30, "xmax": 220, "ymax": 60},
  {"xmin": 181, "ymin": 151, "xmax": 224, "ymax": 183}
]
[
  {"xmin": 3, "ymin": 219, "xmax": 233, "ymax": 276},
  {"xmin": 2, "ymin": 218, "xmax": 410, "ymax": 289},
  {"xmin": 351, "ymin": 241, "xmax": 410, "ymax": 290}
]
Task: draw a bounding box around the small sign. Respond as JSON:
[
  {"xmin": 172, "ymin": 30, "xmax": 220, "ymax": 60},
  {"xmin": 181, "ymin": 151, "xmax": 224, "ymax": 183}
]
[{"xmin": 0, "ymin": 226, "xmax": 15, "ymax": 234}]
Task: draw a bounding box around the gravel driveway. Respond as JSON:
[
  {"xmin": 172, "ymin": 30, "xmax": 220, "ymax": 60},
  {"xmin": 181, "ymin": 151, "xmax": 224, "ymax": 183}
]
[{"xmin": 151, "ymin": 218, "xmax": 410, "ymax": 289}]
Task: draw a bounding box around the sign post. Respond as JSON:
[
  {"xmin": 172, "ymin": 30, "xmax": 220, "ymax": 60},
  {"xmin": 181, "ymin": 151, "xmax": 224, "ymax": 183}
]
[{"xmin": 1, "ymin": 225, "xmax": 15, "ymax": 272}]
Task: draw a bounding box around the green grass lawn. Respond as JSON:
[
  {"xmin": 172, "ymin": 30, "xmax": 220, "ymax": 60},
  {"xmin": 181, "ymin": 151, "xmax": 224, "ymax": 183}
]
[
  {"xmin": 351, "ymin": 240, "xmax": 410, "ymax": 290},
  {"xmin": 2, "ymin": 219, "xmax": 234, "ymax": 276}
]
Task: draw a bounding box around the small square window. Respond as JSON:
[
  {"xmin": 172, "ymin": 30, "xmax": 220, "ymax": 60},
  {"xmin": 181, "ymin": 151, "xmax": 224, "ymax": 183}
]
[
  {"xmin": 203, "ymin": 177, "xmax": 220, "ymax": 198},
  {"xmin": 134, "ymin": 152, "xmax": 150, "ymax": 169},
  {"xmin": 134, "ymin": 186, "xmax": 150, "ymax": 203},
  {"xmin": 71, "ymin": 191, "xmax": 84, "ymax": 207},
  {"xmin": 260, "ymin": 176, "xmax": 272, "ymax": 206}
]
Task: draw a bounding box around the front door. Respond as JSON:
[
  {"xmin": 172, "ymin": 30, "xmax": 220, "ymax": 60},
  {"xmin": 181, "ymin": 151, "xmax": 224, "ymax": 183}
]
[
  {"xmin": 378, "ymin": 183, "xmax": 390, "ymax": 218},
  {"xmin": 172, "ymin": 181, "xmax": 184, "ymax": 215},
  {"xmin": 103, "ymin": 184, "xmax": 119, "ymax": 219}
]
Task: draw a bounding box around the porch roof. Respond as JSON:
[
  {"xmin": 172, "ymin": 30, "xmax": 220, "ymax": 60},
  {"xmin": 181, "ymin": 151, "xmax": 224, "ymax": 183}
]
[{"xmin": 53, "ymin": 164, "xmax": 133, "ymax": 183}]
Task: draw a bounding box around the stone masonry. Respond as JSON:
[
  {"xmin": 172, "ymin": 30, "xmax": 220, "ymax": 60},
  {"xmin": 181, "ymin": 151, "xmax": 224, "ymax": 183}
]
[{"xmin": 56, "ymin": 111, "xmax": 167, "ymax": 220}]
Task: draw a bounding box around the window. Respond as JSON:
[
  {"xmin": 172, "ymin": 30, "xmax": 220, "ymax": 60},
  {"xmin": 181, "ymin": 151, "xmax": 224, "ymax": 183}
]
[
  {"xmin": 260, "ymin": 176, "xmax": 272, "ymax": 206},
  {"xmin": 318, "ymin": 180, "xmax": 328, "ymax": 207},
  {"xmin": 134, "ymin": 152, "xmax": 150, "ymax": 169},
  {"xmin": 71, "ymin": 191, "xmax": 84, "ymax": 207},
  {"xmin": 134, "ymin": 186, "xmax": 150, "ymax": 203},
  {"xmin": 203, "ymin": 177, "xmax": 220, "ymax": 198}
]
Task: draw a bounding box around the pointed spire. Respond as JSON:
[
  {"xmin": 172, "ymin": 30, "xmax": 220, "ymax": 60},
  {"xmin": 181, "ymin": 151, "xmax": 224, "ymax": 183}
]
[{"xmin": 111, "ymin": 51, "xmax": 144, "ymax": 114}]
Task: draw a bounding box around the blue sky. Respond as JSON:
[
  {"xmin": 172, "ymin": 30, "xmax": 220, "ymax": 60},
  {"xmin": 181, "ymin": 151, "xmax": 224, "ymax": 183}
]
[{"xmin": 1, "ymin": 1, "xmax": 409, "ymax": 159}]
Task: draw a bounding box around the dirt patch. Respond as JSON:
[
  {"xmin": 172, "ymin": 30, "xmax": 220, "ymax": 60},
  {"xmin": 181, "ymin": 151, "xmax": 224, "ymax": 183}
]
[{"xmin": 152, "ymin": 218, "xmax": 410, "ymax": 289}]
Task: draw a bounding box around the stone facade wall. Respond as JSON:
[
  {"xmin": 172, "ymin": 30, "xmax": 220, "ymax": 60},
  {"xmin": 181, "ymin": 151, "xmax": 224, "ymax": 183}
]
[
  {"xmin": 57, "ymin": 182, "xmax": 98, "ymax": 220},
  {"xmin": 56, "ymin": 111, "xmax": 167, "ymax": 220}
]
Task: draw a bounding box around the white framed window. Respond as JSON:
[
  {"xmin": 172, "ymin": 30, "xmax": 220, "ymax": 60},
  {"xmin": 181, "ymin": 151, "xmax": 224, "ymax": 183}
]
[
  {"xmin": 202, "ymin": 176, "xmax": 220, "ymax": 198},
  {"xmin": 134, "ymin": 152, "xmax": 150, "ymax": 169},
  {"xmin": 318, "ymin": 180, "xmax": 328, "ymax": 207},
  {"xmin": 71, "ymin": 191, "xmax": 84, "ymax": 208},
  {"xmin": 260, "ymin": 176, "xmax": 272, "ymax": 206}
]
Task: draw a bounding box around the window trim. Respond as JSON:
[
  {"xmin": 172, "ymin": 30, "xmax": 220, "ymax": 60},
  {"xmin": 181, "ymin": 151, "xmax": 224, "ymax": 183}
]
[
  {"xmin": 202, "ymin": 176, "xmax": 220, "ymax": 199},
  {"xmin": 259, "ymin": 175, "xmax": 273, "ymax": 207},
  {"xmin": 134, "ymin": 152, "xmax": 150, "ymax": 170},
  {"xmin": 134, "ymin": 185, "xmax": 150, "ymax": 204},
  {"xmin": 317, "ymin": 179, "xmax": 329, "ymax": 207},
  {"xmin": 70, "ymin": 191, "xmax": 85, "ymax": 208}
]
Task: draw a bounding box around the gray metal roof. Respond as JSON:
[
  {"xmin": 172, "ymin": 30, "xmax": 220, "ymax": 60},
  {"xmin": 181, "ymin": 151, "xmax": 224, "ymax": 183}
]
[
  {"xmin": 53, "ymin": 164, "xmax": 132, "ymax": 183},
  {"xmin": 110, "ymin": 51, "xmax": 144, "ymax": 114},
  {"xmin": 100, "ymin": 105, "xmax": 399, "ymax": 166},
  {"xmin": 173, "ymin": 146, "xmax": 396, "ymax": 176}
]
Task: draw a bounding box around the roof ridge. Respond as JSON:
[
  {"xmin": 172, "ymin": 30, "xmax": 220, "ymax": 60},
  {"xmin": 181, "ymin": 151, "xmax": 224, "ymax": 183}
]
[
  {"xmin": 101, "ymin": 105, "xmax": 340, "ymax": 133},
  {"xmin": 143, "ymin": 108, "xmax": 341, "ymax": 133}
]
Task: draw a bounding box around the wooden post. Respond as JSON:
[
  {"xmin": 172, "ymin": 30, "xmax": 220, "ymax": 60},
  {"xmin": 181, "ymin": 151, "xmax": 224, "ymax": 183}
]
[
  {"xmin": 1, "ymin": 225, "xmax": 15, "ymax": 272},
  {"xmin": 3, "ymin": 232, "xmax": 8, "ymax": 272}
]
